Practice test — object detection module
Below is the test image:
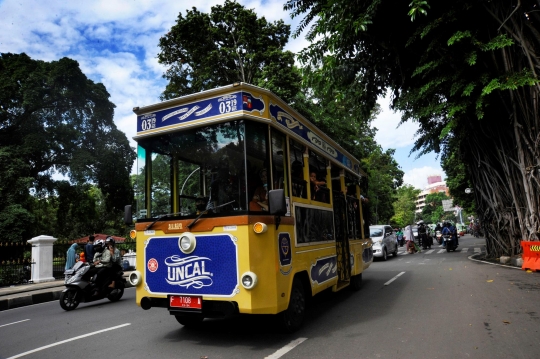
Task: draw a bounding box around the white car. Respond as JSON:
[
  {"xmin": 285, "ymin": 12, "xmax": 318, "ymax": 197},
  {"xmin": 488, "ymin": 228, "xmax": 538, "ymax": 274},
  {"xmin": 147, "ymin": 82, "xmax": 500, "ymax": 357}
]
[{"xmin": 370, "ymin": 225, "xmax": 398, "ymax": 261}]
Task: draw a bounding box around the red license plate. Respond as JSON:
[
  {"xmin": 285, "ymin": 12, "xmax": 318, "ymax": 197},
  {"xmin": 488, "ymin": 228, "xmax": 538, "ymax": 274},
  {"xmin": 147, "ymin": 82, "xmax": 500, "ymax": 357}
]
[{"xmin": 170, "ymin": 295, "xmax": 202, "ymax": 309}]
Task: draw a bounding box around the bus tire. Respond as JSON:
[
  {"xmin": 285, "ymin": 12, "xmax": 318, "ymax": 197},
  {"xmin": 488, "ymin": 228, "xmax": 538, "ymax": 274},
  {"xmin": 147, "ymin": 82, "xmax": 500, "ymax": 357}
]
[
  {"xmin": 350, "ymin": 273, "xmax": 363, "ymax": 291},
  {"xmin": 278, "ymin": 278, "xmax": 306, "ymax": 333},
  {"xmin": 175, "ymin": 314, "xmax": 204, "ymax": 327}
]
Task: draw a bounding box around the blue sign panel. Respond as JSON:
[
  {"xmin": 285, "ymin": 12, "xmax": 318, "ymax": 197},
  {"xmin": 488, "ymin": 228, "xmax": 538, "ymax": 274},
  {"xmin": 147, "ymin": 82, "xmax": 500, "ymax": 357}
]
[
  {"xmin": 278, "ymin": 232, "xmax": 292, "ymax": 267},
  {"xmin": 269, "ymin": 103, "xmax": 360, "ymax": 175},
  {"xmin": 137, "ymin": 91, "xmax": 265, "ymax": 133},
  {"xmin": 310, "ymin": 256, "xmax": 338, "ymax": 285},
  {"xmin": 144, "ymin": 234, "xmax": 238, "ymax": 297}
]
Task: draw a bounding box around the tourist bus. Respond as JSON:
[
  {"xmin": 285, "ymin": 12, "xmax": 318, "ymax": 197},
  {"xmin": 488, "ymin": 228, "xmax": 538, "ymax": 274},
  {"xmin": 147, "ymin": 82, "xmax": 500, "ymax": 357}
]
[{"xmin": 125, "ymin": 83, "xmax": 373, "ymax": 332}]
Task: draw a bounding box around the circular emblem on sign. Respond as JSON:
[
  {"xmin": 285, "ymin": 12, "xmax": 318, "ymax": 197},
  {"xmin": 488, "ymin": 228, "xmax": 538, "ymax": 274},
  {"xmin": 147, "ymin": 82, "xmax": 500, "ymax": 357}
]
[
  {"xmin": 280, "ymin": 237, "xmax": 289, "ymax": 256},
  {"xmin": 147, "ymin": 258, "xmax": 158, "ymax": 272}
]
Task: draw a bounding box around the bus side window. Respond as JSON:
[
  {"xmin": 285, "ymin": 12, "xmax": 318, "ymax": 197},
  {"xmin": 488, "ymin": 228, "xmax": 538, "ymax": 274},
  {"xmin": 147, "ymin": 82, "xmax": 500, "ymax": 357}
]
[
  {"xmin": 291, "ymin": 160, "xmax": 307, "ymax": 198},
  {"xmin": 289, "ymin": 140, "xmax": 307, "ymax": 199}
]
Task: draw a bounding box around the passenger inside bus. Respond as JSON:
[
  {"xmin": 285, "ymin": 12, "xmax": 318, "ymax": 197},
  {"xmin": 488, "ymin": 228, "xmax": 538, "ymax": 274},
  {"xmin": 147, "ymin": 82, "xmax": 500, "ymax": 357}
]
[
  {"xmin": 310, "ymin": 170, "xmax": 327, "ymax": 202},
  {"xmin": 249, "ymin": 168, "xmax": 269, "ymax": 211}
]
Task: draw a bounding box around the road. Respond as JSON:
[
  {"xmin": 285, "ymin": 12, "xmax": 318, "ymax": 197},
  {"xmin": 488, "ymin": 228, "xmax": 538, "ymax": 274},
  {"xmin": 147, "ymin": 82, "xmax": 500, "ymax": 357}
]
[{"xmin": 1, "ymin": 234, "xmax": 539, "ymax": 359}]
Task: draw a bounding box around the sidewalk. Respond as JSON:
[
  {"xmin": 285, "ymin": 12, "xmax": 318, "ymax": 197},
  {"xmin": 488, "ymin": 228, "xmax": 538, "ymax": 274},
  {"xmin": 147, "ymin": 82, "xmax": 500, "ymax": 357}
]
[{"xmin": 0, "ymin": 271, "xmax": 134, "ymax": 311}]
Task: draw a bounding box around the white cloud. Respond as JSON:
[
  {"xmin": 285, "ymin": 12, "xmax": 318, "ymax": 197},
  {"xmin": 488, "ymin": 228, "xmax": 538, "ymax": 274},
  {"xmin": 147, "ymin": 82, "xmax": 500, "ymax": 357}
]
[
  {"xmin": 373, "ymin": 93, "xmax": 419, "ymax": 149},
  {"xmin": 403, "ymin": 166, "xmax": 446, "ymax": 190}
]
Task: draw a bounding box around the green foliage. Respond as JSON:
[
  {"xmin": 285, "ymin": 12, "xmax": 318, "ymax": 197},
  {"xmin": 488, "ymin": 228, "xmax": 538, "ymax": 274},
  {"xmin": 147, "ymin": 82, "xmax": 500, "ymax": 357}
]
[
  {"xmin": 158, "ymin": 0, "xmax": 301, "ymax": 102},
  {"xmin": 0, "ymin": 53, "xmax": 135, "ymax": 242},
  {"xmin": 391, "ymin": 185, "xmax": 420, "ymax": 227},
  {"xmin": 421, "ymin": 192, "xmax": 449, "ymax": 224}
]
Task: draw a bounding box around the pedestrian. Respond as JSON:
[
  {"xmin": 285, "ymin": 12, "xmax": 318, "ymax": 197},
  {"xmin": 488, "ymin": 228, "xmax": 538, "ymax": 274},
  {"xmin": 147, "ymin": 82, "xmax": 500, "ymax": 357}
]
[
  {"xmin": 85, "ymin": 235, "xmax": 95, "ymax": 267},
  {"xmin": 405, "ymin": 225, "xmax": 418, "ymax": 254},
  {"xmin": 65, "ymin": 242, "xmax": 79, "ymax": 270}
]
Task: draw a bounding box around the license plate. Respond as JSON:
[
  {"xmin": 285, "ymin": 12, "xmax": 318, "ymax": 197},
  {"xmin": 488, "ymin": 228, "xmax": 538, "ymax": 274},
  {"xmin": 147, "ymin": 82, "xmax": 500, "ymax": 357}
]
[{"xmin": 170, "ymin": 295, "xmax": 202, "ymax": 309}]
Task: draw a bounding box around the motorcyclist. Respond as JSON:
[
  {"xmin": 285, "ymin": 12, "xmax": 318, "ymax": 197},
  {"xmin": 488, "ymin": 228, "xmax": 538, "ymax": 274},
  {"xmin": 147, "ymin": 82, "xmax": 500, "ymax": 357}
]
[
  {"xmin": 104, "ymin": 237, "xmax": 122, "ymax": 288},
  {"xmin": 441, "ymin": 222, "xmax": 452, "ymax": 248},
  {"xmin": 449, "ymin": 222, "xmax": 459, "ymax": 247},
  {"xmin": 418, "ymin": 221, "xmax": 430, "ymax": 250},
  {"xmin": 89, "ymin": 239, "xmax": 112, "ymax": 294}
]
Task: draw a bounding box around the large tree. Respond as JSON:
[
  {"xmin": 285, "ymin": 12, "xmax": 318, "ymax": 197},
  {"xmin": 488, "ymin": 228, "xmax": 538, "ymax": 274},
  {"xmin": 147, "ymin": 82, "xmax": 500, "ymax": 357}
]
[
  {"xmin": 158, "ymin": 0, "xmax": 302, "ymax": 102},
  {"xmin": 391, "ymin": 185, "xmax": 420, "ymax": 228},
  {"xmin": 286, "ymin": 0, "xmax": 540, "ymax": 258},
  {"xmin": 0, "ymin": 53, "xmax": 136, "ymax": 241}
]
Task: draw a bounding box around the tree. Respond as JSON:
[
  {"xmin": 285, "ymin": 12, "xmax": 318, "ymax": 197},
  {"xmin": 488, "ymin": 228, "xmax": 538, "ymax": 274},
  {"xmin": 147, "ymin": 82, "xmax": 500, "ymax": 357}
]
[
  {"xmin": 421, "ymin": 192, "xmax": 451, "ymax": 224},
  {"xmin": 391, "ymin": 185, "xmax": 420, "ymax": 228},
  {"xmin": 285, "ymin": 0, "xmax": 540, "ymax": 258},
  {"xmin": 0, "ymin": 53, "xmax": 136, "ymax": 241},
  {"xmin": 158, "ymin": 0, "xmax": 302, "ymax": 102}
]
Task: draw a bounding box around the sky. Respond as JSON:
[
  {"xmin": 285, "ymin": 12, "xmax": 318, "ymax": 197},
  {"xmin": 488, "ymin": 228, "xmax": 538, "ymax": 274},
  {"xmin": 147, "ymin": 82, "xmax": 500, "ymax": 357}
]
[{"xmin": 0, "ymin": 0, "xmax": 444, "ymax": 190}]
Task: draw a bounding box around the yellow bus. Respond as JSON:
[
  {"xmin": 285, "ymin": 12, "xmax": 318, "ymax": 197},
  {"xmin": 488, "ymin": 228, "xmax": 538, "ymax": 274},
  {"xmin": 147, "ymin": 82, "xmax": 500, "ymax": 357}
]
[{"xmin": 125, "ymin": 83, "xmax": 373, "ymax": 332}]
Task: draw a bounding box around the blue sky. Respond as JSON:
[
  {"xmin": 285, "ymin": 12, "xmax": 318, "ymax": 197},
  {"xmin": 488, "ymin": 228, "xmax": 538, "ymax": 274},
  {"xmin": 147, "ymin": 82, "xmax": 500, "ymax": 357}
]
[{"xmin": 0, "ymin": 0, "xmax": 444, "ymax": 189}]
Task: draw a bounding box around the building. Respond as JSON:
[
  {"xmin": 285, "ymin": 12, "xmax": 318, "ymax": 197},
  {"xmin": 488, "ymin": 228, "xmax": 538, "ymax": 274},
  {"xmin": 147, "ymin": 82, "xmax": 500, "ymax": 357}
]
[{"xmin": 415, "ymin": 175, "xmax": 449, "ymax": 213}]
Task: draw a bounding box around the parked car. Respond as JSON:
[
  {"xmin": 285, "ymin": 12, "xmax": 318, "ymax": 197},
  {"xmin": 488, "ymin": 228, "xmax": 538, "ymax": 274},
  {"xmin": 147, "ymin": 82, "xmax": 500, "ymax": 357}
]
[{"xmin": 370, "ymin": 225, "xmax": 399, "ymax": 261}]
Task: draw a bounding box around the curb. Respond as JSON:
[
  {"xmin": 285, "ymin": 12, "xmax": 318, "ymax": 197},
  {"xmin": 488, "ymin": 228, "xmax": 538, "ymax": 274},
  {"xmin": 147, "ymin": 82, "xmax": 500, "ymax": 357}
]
[{"xmin": 468, "ymin": 252, "xmax": 523, "ymax": 270}]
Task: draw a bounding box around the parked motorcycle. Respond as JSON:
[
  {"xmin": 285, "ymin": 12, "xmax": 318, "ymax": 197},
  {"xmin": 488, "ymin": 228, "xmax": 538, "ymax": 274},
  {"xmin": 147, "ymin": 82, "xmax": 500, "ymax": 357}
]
[
  {"xmin": 59, "ymin": 261, "xmax": 125, "ymax": 311},
  {"xmin": 443, "ymin": 234, "xmax": 458, "ymax": 252}
]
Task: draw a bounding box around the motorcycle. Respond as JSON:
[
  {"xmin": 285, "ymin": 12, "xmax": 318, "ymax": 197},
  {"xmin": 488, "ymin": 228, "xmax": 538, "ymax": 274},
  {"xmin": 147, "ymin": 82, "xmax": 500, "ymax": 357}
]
[
  {"xmin": 443, "ymin": 234, "xmax": 458, "ymax": 252},
  {"xmin": 59, "ymin": 261, "xmax": 125, "ymax": 311},
  {"xmin": 435, "ymin": 231, "xmax": 442, "ymax": 244}
]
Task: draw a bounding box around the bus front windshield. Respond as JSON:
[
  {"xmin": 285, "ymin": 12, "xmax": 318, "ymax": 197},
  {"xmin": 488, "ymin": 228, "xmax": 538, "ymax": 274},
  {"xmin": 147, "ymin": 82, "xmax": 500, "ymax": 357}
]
[{"xmin": 135, "ymin": 120, "xmax": 269, "ymax": 219}]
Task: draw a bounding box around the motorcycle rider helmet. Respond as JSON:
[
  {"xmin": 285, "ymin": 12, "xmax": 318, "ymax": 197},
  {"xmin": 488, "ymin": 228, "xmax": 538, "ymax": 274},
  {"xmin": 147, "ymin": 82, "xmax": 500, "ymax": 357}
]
[
  {"xmin": 417, "ymin": 220, "xmax": 424, "ymax": 225},
  {"xmin": 93, "ymin": 239, "xmax": 105, "ymax": 253},
  {"xmin": 105, "ymin": 236, "xmax": 115, "ymax": 246}
]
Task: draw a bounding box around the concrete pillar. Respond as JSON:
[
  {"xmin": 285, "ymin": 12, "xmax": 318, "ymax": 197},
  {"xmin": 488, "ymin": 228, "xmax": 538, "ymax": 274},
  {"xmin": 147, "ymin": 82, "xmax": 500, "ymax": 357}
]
[{"xmin": 27, "ymin": 235, "xmax": 57, "ymax": 283}]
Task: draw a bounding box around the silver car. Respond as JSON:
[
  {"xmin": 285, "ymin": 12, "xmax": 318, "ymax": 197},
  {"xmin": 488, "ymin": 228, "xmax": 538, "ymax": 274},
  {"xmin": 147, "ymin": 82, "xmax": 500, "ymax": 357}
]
[{"xmin": 370, "ymin": 225, "xmax": 398, "ymax": 261}]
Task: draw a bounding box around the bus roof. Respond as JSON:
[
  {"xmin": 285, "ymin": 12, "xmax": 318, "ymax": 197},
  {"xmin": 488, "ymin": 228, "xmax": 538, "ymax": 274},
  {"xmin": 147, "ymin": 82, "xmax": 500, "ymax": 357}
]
[{"xmin": 133, "ymin": 83, "xmax": 366, "ymax": 178}]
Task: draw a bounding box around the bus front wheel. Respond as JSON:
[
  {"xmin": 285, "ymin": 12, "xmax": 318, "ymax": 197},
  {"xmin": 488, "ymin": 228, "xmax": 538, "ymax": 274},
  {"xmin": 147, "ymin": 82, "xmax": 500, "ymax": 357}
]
[{"xmin": 277, "ymin": 278, "xmax": 306, "ymax": 333}]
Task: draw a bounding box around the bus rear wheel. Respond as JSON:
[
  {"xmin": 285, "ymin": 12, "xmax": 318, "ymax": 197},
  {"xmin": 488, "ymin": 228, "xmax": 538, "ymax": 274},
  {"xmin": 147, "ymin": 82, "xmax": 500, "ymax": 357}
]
[{"xmin": 277, "ymin": 278, "xmax": 305, "ymax": 333}]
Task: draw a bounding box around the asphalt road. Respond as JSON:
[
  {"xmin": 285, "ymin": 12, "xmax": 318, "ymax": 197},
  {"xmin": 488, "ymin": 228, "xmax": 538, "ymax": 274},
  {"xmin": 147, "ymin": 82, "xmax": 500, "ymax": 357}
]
[{"xmin": 1, "ymin": 234, "xmax": 539, "ymax": 359}]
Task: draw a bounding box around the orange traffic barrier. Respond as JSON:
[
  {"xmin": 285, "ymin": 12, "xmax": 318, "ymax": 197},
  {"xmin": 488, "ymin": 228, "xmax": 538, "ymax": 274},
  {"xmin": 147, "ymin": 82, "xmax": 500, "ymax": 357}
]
[{"xmin": 520, "ymin": 241, "xmax": 540, "ymax": 271}]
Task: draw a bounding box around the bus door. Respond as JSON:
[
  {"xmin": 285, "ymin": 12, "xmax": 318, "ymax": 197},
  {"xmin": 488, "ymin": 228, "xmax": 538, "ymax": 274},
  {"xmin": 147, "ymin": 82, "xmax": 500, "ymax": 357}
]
[{"xmin": 332, "ymin": 191, "xmax": 351, "ymax": 282}]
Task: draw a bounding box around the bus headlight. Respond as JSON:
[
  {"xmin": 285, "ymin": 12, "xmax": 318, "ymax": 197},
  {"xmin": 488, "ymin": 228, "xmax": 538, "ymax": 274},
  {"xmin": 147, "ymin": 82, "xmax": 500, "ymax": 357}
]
[
  {"xmin": 241, "ymin": 271, "xmax": 258, "ymax": 290},
  {"xmin": 253, "ymin": 222, "xmax": 267, "ymax": 234},
  {"xmin": 179, "ymin": 233, "xmax": 196, "ymax": 254},
  {"xmin": 129, "ymin": 271, "xmax": 142, "ymax": 286}
]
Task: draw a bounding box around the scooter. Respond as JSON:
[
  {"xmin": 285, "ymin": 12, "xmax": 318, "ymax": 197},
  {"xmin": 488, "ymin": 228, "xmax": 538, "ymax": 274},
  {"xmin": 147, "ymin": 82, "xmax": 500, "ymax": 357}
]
[
  {"xmin": 59, "ymin": 261, "xmax": 125, "ymax": 311},
  {"xmin": 443, "ymin": 234, "xmax": 458, "ymax": 252},
  {"xmin": 435, "ymin": 231, "xmax": 442, "ymax": 244}
]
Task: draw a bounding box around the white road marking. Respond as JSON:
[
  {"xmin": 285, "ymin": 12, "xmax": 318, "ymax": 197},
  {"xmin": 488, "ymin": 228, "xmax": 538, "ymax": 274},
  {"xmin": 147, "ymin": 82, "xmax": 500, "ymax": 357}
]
[
  {"xmin": 425, "ymin": 250, "xmax": 435, "ymax": 254},
  {"xmin": 0, "ymin": 319, "xmax": 30, "ymax": 328},
  {"xmin": 460, "ymin": 247, "xmax": 468, "ymax": 252},
  {"xmin": 265, "ymin": 338, "xmax": 308, "ymax": 359},
  {"xmin": 474, "ymin": 248, "xmax": 481, "ymax": 253},
  {"xmin": 6, "ymin": 323, "xmax": 131, "ymax": 359},
  {"xmin": 437, "ymin": 249, "xmax": 446, "ymax": 253},
  {"xmin": 384, "ymin": 271, "xmax": 406, "ymax": 286}
]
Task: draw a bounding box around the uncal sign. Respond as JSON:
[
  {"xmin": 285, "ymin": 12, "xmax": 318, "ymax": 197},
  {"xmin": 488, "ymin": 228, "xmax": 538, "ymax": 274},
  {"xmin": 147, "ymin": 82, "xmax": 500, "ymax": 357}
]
[{"xmin": 144, "ymin": 234, "xmax": 238, "ymax": 297}]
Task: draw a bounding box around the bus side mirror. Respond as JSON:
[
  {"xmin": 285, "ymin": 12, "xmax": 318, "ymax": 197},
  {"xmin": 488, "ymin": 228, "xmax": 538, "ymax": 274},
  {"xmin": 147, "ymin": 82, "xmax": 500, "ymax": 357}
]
[
  {"xmin": 268, "ymin": 189, "xmax": 286, "ymax": 216},
  {"xmin": 124, "ymin": 205, "xmax": 133, "ymax": 225}
]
